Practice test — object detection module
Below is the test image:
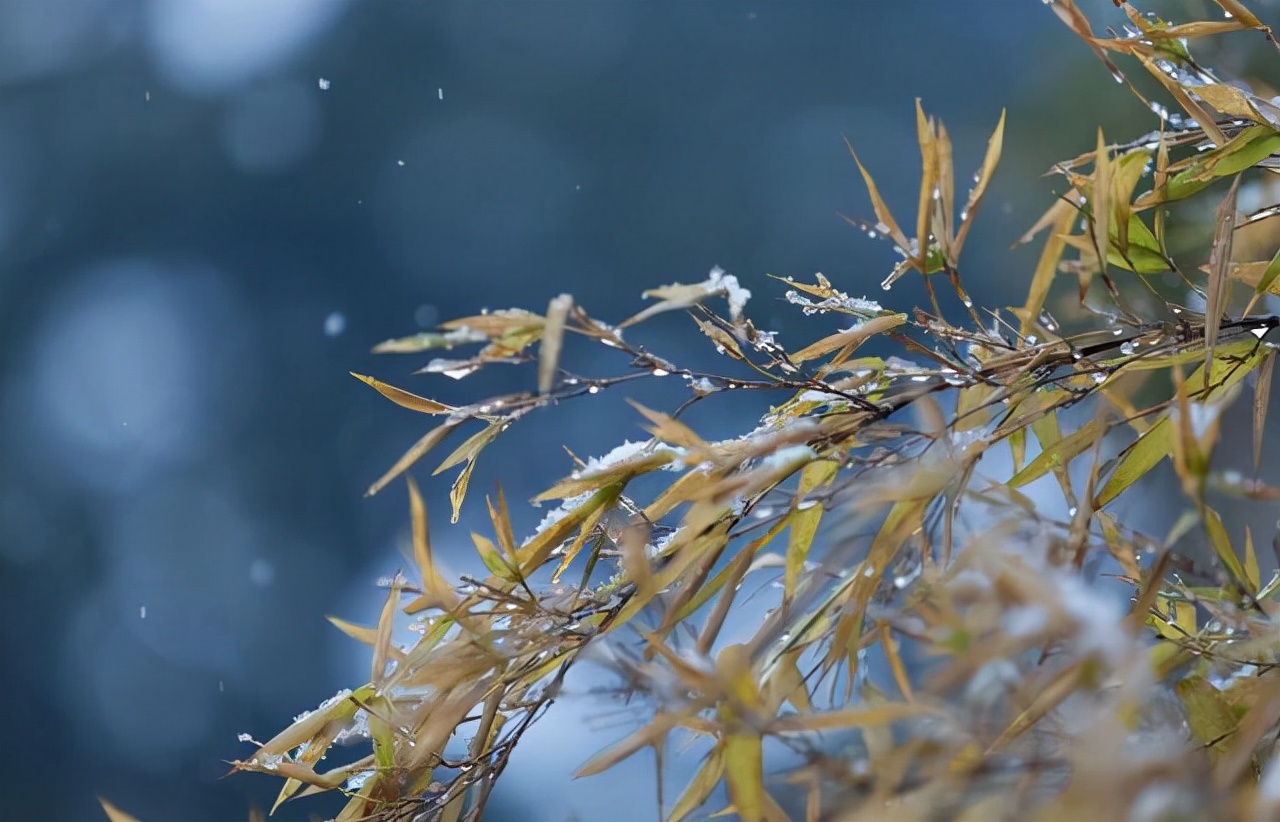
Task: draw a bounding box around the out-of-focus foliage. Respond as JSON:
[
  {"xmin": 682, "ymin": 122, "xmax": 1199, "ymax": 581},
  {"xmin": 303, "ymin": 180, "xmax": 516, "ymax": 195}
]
[{"xmin": 207, "ymin": 2, "xmax": 1280, "ymax": 821}]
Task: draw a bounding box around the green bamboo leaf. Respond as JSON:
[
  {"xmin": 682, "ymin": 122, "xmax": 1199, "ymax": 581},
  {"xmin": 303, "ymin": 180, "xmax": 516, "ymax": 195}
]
[
  {"xmin": 1165, "ymin": 126, "xmax": 1280, "ymax": 201},
  {"xmin": 1255, "ymin": 247, "xmax": 1280, "ymax": 296},
  {"xmin": 1097, "ymin": 341, "xmax": 1266, "ymax": 506}
]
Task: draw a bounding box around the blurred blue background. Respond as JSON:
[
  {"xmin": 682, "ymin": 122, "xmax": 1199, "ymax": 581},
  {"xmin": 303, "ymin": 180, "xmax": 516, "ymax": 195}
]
[{"xmin": 0, "ymin": 1, "xmax": 1254, "ymax": 820}]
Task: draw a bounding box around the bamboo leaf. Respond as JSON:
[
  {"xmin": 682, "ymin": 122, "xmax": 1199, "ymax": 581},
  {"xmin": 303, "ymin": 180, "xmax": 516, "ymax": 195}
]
[
  {"xmin": 767, "ymin": 701, "xmax": 935, "ymax": 732},
  {"xmin": 449, "ymin": 458, "xmax": 478, "ymax": 524},
  {"xmin": 1158, "ymin": 126, "xmax": 1280, "ymax": 203},
  {"xmin": 1203, "ymin": 506, "xmax": 1250, "ymax": 592},
  {"xmin": 954, "ymin": 108, "xmax": 1006, "ymax": 256},
  {"xmin": 434, "ymin": 421, "xmax": 503, "ymax": 475},
  {"xmin": 723, "ymin": 732, "xmax": 766, "ymax": 822},
  {"xmin": 1244, "ymin": 526, "xmax": 1261, "ymax": 592},
  {"xmin": 1255, "ymin": 351, "xmax": 1275, "ymax": 474},
  {"xmin": 791, "ymin": 314, "xmax": 906, "ymax": 363},
  {"xmin": 1176, "ymin": 676, "xmax": 1240, "ymax": 761},
  {"xmin": 366, "ymin": 420, "xmax": 462, "ymax": 497},
  {"xmin": 669, "ymin": 747, "xmax": 726, "ymax": 822},
  {"xmin": 327, "ymin": 615, "xmax": 377, "ymax": 646},
  {"xmin": 539, "ymin": 293, "xmax": 573, "ymax": 395},
  {"xmin": 1089, "ymin": 129, "xmax": 1111, "ymax": 276},
  {"xmin": 1015, "ymin": 194, "xmax": 1078, "ymax": 336},
  {"xmin": 371, "ymin": 579, "xmax": 401, "ymax": 684},
  {"xmin": 1008, "ymin": 418, "xmax": 1107, "ymax": 488},
  {"xmin": 575, "ymin": 715, "xmax": 677, "ymax": 778},
  {"xmin": 1253, "ymin": 247, "xmax": 1280, "ymax": 296},
  {"xmin": 404, "ymin": 477, "xmax": 461, "ymax": 613},
  {"xmin": 915, "ymin": 99, "xmax": 939, "ymax": 263},
  {"xmin": 785, "ymin": 460, "xmax": 837, "ymax": 599},
  {"xmin": 844, "ymin": 137, "xmax": 912, "ymax": 266},
  {"xmin": 630, "ymin": 400, "xmax": 705, "ymax": 449},
  {"xmin": 98, "ymin": 799, "xmax": 142, "ymax": 822},
  {"xmin": 1203, "ymin": 178, "xmax": 1239, "ymax": 377},
  {"xmin": 351, "ymin": 372, "xmax": 455, "ymax": 415}
]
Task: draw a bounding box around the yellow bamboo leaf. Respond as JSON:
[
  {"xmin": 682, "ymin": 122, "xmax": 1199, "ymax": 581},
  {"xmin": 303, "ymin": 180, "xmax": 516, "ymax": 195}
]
[
  {"xmin": 98, "ymin": 799, "xmax": 142, "ymax": 822},
  {"xmin": 767, "ymin": 701, "xmax": 934, "ymax": 732},
  {"xmin": 954, "ymin": 108, "xmax": 1006, "ymax": 256},
  {"xmin": 844, "ymin": 137, "xmax": 911, "ymax": 255},
  {"xmin": 326, "ymin": 615, "xmax": 377, "ymax": 646},
  {"xmin": 1008, "ymin": 418, "xmax": 1107, "ymax": 488},
  {"xmin": 723, "ymin": 732, "xmax": 766, "ymax": 822},
  {"xmin": 791, "ymin": 314, "xmax": 906, "ymax": 363},
  {"xmin": 669, "ymin": 746, "xmax": 726, "ymax": 822},
  {"xmin": 366, "ymin": 420, "xmax": 461, "ymax": 497},
  {"xmin": 350, "ymin": 372, "xmax": 454, "ymax": 415},
  {"xmin": 575, "ymin": 714, "xmax": 677, "ymax": 778}
]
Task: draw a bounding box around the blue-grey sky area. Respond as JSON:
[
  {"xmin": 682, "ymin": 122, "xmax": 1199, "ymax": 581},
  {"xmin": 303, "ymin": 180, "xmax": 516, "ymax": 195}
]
[{"xmin": 0, "ymin": 1, "xmax": 1250, "ymax": 820}]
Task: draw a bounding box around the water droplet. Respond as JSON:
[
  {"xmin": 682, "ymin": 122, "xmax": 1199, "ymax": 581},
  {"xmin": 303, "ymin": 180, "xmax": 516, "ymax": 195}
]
[
  {"xmin": 139, "ymin": 605, "xmax": 147, "ymax": 619},
  {"xmin": 318, "ymin": 77, "xmax": 331, "ymax": 91},
  {"xmin": 588, "ymin": 385, "xmax": 600, "ymax": 394},
  {"xmin": 651, "ymin": 368, "xmax": 670, "ymax": 377},
  {"xmin": 1112, "ymin": 327, "xmax": 1125, "ymax": 336},
  {"xmin": 1067, "ymin": 507, "xmax": 1078, "ymax": 517},
  {"xmin": 397, "ymin": 159, "xmax": 406, "ymax": 167},
  {"xmin": 1092, "ymin": 372, "xmax": 1107, "ymax": 384},
  {"xmin": 438, "ymin": 87, "xmax": 444, "ymax": 100},
  {"xmin": 324, "ymin": 311, "xmax": 346, "ymax": 337},
  {"xmin": 1120, "ymin": 341, "xmax": 1136, "ymax": 355}
]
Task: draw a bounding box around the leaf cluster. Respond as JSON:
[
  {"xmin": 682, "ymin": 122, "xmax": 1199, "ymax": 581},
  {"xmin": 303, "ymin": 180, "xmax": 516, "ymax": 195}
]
[{"xmin": 113, "ymin": 3, "xmax": 1280, "ymax": 822}]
